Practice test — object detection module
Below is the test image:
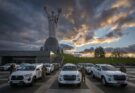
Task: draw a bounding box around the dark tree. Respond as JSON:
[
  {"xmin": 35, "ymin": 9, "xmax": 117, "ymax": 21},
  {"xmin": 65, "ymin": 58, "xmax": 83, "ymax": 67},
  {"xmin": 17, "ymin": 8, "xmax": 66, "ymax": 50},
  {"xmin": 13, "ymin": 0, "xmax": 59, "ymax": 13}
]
[
  {"xmin": 111, "ymin": 48, "xmax": 122, "ymax": 58},
  {"xmin": 94, "ymin": 47, "xmax": 105, "ymax": 58}
]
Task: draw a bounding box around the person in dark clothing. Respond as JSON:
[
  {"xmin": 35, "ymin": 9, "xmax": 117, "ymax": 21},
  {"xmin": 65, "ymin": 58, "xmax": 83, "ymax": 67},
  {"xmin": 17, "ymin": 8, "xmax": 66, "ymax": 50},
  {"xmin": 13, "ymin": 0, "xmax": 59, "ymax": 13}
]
[
  {"xmin": 10, "ymin": 64, "xmax": 16, "ymax": 74},
  {"xmin": 120, "ymin": 64, "xmax": 126, "ymax": 73},
  {"xmin": 81, "ymin": 66, "xmax": 85, "ymax": 83},
  {"xmin": 41, "ymin": 65, "xmax": 47, "ymax": 81}
]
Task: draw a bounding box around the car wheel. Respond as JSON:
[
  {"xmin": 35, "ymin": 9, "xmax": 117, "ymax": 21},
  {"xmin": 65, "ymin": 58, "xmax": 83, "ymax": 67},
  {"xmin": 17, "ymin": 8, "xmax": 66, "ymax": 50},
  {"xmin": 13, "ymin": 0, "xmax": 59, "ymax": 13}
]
[
  {"xmin": 10, "ymin": 83, "xmax": 16, "ymax": 87},
  {"xmin": 77, "ymin": 83, "xmax": 81, "ymax": 87},
  {"xmin": 102, "ymin": 77, "xmax": 108, "ymax": 86},
  {"xmin": 30, "ymin": 77, "xmax": 35, "ymax": 86},
  {"xmin": 91, "ymin": 72, "xmax": 95, "ymax": 78},
  {"xmin": 120, "ymin": 84, "xmax": 127, "ymax": 88},
  {"xmin": 58, "ymin": 83, "xmax": 62, "ymax": 87}
]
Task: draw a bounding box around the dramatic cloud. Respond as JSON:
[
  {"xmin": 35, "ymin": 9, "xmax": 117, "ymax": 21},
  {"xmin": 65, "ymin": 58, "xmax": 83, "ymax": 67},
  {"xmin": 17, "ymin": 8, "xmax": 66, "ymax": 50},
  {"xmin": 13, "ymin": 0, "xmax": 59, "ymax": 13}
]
[{"xmin": 0, "ymin": 0, "xmax": 135, "ymax": 51}]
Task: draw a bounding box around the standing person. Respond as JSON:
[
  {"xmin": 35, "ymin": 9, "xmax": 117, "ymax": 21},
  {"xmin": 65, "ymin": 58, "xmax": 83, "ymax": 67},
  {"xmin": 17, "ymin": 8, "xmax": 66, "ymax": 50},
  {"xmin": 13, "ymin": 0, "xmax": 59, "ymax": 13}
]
[
  {"xmin": 81, "ymin": 66, "xmax": 86, "ymax": 83},
  {"xmin": 120, "ymin": 64, "xmax": 126, "ymax": 73},
  {"xmin": 42, "ymin": 65, "xmax": 47, "ymax": 81},
  {"xmin": 9, "ymin": 63, "xmax": 16, "ymax": 74}
]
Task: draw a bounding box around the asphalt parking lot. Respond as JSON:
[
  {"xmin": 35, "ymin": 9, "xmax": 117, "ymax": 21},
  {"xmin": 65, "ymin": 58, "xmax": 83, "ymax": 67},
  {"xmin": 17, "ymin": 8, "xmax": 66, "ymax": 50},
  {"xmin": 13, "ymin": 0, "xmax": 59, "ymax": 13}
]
[{"xmin": 0, "ymin": 67, "xmax": 135, "ymax": 93}]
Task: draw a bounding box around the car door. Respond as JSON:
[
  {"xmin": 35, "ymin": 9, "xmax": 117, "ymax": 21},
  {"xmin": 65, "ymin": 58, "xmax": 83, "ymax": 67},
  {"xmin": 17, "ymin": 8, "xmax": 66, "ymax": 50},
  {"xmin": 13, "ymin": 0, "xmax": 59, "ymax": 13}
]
[
  {"xmin": 36, "ymin": 66, "xmax": 41, "ymax": 78},
  {"xmin": 96, "ymin": 66, "xmax": 102, "ymax": 78},
  {"xmin": 93, "ymin": 65, "xmax": 98, "ymax": 77}
]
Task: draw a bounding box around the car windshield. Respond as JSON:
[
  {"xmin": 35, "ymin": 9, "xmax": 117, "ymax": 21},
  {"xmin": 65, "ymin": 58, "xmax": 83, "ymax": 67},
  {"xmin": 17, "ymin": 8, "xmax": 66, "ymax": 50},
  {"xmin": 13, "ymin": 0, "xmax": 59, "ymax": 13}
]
[
  {"xmin": 4, "ymin": 64, "xmax": 11, "ymax": 66},
  {"xmin": 101, "ymin": 65, "xmax": 117, "ymax": 71},
  {"xmin": 62, "ymin": 66, "xmax": 77, "ymax": 71},
  {"xmin": 85, "ymin": 64, "xmax": 93, "ymax": 67},
  {"xmin": 45, "ymin": 64, "xmax": 50, "ymax": 67},
  {"xmin": 19, "ymin": 65, "xmax": 36, "ymax": 71}
]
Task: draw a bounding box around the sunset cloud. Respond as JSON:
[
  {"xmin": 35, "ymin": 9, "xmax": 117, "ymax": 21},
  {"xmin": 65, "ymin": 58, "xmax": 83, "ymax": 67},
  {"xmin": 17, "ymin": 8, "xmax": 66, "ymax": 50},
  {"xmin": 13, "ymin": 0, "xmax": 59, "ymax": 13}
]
[{"xmin": 0, "ymin": 0, "xmax": 135, "ymax": 51}]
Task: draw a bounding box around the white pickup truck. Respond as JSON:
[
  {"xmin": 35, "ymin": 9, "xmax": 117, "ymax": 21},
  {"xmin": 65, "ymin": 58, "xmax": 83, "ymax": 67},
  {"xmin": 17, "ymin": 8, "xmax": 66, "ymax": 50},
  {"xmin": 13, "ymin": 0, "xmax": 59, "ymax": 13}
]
[
  {"xmin": 91, "ymin": 64, "xmax": 128, "ymax": 87},
  {"xmin": 8, "ymin": 64, "xmax": 43, "ymax": 86},
  {"xmin": 58, "ymin": 63, "xmax": 82, "ymax": 87}
]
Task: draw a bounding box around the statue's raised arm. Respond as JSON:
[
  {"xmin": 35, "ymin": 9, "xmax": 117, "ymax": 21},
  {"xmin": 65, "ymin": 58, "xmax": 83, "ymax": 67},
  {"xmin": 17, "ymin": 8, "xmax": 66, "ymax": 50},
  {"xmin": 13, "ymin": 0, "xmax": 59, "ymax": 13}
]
[
  {"xmin": 55, "ymin": 8, "xmax": 62, "ymax": 24},
  {"xmin": 43, "ymin": 5, "xmax": 62, "ymax": 38},
  {"xmin": 44, "ymin": 6, "xmax": 50, "ymax": 17}
]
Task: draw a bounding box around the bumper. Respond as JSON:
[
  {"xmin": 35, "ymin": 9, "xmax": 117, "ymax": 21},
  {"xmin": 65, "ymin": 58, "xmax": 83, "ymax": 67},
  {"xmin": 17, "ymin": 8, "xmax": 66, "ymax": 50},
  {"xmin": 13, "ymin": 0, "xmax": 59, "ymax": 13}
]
[
  {"xmin": 9, "ymin": 78, "xmax": 33, "ymax": 85},
  {"xmin": 106, "ymin": 80, "xmax": 128, "ymax": 85},
  {"xmin": 58, "ymin": 80, "xmax": 81, "ymax": 84},
  {"xmin": 58, "ymin": 78, "xmax": 81, "ymax": 84}
]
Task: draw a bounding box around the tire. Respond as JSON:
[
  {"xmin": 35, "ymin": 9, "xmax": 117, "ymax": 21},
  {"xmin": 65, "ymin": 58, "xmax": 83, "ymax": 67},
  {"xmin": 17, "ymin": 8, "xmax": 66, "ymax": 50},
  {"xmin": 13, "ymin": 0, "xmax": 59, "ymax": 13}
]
[
  {"xmin": 101, "ymin": 77, "xmax": 108, "ymax": 86},
  {"xmin": 77, "ymin": 83, "xmax": 81, "ymax": 87},
  {"xmin": 120, "ymin": 84, "xmax": 127, "ymax": 88},
  {"xmin": 29, "ymin": 77, "xmax": 35, "ymax": 86},
  {"xmin": 10, "ymin": 83, "xmax": 16, "ymax": 87},
  {"xmin": 58, "ymin": 83, "xmax": 62, "ymax": 87},
  {"xmin": 91, "ymin": 72, "xmax": 95, "ymax": 78}
]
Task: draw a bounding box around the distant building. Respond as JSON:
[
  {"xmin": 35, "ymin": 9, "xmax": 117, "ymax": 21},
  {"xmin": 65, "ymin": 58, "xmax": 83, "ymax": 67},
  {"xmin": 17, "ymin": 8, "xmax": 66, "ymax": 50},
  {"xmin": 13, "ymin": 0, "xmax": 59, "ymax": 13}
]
[
  {"xmin": 0, "ymin": 7, "xmax": 64, "ymax": 65},
  {"xmin": 0, "ymin": 50, "xmax": 49, "ymax": 65}
]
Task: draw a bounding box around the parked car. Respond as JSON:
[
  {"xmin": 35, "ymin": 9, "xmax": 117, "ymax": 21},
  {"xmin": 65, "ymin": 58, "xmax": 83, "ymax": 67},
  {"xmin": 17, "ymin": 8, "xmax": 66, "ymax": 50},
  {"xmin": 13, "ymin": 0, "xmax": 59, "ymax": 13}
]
[
  {"xmin": 44, "ymin": 63, "xmax": 54, "ymax": 74},
  {"xmin": 91, "ymin": 64, "xmax": 128, "ymax": 87},
  {"xmin": 58, "ymin": 63, "xmax": 82, "ymax": 87},
  {"xmin": 0, "ymin": 63, "xmax": 17, "ymax": 71},
  {"xmin": 52, "ymin": 63, "xmax": 60, "ymax": 70},
  {"xmin": 16, "ymin": 63, "xmax": 31, "ymax": 70},
  {"xmin": 8, "ymin": 64, "xmax": 43, "ymax": 86},
  {"xmin": 83, "ymin": 63, "xmax": 94, "ymax": 74},
  {"xmin": 77, "ymin": 63, "xmax": 85, "ymax": 71}
]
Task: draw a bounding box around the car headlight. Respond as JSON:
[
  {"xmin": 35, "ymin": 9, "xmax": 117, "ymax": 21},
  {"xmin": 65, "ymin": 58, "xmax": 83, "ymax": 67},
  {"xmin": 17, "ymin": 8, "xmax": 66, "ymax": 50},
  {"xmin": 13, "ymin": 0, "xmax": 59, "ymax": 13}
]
[{"xmin": 59, "ymin": 74, "xmax": 63, "ymax": 77}]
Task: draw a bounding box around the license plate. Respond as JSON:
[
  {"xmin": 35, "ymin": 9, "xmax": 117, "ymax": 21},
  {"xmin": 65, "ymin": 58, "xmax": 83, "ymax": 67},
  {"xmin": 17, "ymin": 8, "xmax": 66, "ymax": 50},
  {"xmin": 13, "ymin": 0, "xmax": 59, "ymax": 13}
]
[{"xmin": 12, "ymin": 81, "xmax": 19, "ymax": 83}]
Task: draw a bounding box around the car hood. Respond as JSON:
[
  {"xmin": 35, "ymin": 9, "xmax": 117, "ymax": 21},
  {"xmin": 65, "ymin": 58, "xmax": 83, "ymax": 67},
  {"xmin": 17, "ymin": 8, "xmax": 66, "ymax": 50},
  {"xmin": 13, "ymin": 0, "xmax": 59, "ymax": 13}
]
[
  {"xmin": 46, "ymin": 67, "xmax": 51, "ymax": 69},
  {"xmin": 11, "ymin": 71, "xmax": 34, "ymax": 76},
  {"xmin": 60, "ymin": 71, "xmax": 80, "ymax": 76},
  {"xmin": 0, "ymin": 65, "xmax": 10, "ymax": 68},
  {"xmin": 104, "ymin": 71, "xmax": 126, "ymax": 75}
]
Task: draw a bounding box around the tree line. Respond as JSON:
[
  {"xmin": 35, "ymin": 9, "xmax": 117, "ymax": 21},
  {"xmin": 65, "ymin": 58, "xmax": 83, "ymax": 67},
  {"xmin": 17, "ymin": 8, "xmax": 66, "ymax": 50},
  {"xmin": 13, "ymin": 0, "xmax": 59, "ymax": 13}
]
[{"xmin": 94, "ymin": 47, "xmax": 122, "ymax": 58}]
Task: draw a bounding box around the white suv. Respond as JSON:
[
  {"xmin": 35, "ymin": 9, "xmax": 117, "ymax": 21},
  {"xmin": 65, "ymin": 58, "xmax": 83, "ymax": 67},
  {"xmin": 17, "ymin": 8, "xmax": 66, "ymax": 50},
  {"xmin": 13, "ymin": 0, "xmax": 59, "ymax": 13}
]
[
  {"xmin": 84, "ymin": 63, "xmax": 94, "ymax": 74},
  {"xmin": 44, "ymin": 63, "xmax": 54, "ymax": 74},
  {"xmin": 91, "ymin": 64, "xmax": 128, "ymax": 87},
  {"xmin": 8, "ymin": 64, "xmax": 43, "ymax": 86},
  {"xmin": 58, "ymin": 63, "xmax": 82, "ymax": 87}
]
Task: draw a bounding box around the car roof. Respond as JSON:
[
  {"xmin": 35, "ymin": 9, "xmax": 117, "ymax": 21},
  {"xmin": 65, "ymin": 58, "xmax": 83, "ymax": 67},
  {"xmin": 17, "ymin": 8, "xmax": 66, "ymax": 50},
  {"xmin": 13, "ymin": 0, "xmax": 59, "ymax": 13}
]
[
  {"xmin": 64, "ymin": 63, "xmax": 76, "ymax": 66},
  {"xmin": 96, "ymin": 64, "xmax": 112, "ymax": 67}
]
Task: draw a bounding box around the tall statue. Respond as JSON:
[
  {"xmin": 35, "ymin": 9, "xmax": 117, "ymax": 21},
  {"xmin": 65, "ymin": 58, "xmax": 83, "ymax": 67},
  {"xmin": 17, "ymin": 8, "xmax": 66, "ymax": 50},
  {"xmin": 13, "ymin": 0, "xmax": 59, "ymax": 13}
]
[{"xmin": 44, "ymin": 6, "xmax": 62, "ymax": 38}]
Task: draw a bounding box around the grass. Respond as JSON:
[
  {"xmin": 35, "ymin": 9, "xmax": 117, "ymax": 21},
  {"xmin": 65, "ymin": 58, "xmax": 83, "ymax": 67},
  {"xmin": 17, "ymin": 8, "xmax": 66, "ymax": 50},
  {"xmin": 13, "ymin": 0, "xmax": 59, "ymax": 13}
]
[{"xmin": 63, "ymin": 54, "xmax": 135, "ymax": 65}]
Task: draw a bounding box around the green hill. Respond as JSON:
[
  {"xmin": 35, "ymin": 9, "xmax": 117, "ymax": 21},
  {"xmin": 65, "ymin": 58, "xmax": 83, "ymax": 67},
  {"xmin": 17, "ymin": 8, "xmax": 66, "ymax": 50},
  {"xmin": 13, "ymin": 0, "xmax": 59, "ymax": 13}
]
[{"xmin": 63, "ymin": 54, "xmax": 135, "ymax": 65}]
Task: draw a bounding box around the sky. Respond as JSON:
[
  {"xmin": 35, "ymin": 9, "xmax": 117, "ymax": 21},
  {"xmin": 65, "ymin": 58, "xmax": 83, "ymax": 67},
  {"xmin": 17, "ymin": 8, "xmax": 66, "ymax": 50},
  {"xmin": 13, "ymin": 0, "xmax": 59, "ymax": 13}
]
[{"xmin": 0, "ymin": 0, "xmax": 135, "ymax": 52}]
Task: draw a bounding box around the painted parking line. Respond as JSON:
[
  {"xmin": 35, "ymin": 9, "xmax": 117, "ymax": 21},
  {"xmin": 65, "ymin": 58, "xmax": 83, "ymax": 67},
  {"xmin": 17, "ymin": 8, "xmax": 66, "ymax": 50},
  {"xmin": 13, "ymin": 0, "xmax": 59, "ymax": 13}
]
[
  {"xmin": 0, "ymin": 79, "xmax": 8, "ymax": 81},
  {"xmin": 34, "ymin": 72, "xmax": 59, "ymax": 93},
  {"xmin": 128, "ymin": 82, "xmax": 135, "ymax": 87},
  {"xmin": 86, "ymin": 77, "xmax": 104, "ymax": 93},
  {"xmin": 0, "ymin": 83, "xmax": 8, "ymax": 89}
]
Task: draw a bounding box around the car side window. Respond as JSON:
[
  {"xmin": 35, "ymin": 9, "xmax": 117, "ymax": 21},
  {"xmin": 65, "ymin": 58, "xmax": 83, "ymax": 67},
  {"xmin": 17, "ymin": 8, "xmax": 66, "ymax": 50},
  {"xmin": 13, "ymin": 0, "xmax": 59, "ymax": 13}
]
[
  {"xmin": 95, "ymin": 65, "xmax": 98, "ymax": 69},
  {"xmin": 97, "ymin": 66, "xmax": 101, "ymax": 71}
]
